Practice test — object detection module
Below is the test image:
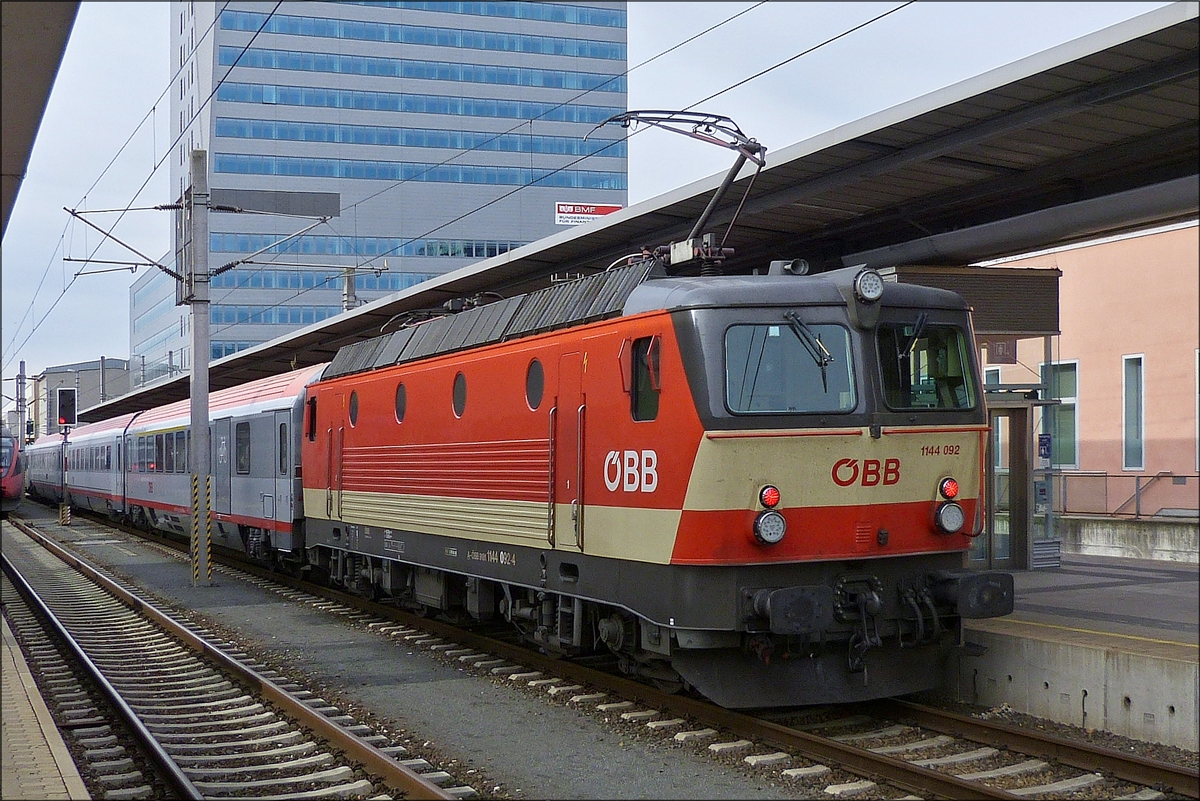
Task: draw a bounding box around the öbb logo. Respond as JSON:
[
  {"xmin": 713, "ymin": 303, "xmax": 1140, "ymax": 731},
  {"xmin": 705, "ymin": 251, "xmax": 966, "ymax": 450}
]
[
  {"xmin": 832, "ymin": 458, "xmax": 901, "ymax": 487},
  {"xmin": 604, "ymin": 450, "xmax": 658, "ymax": 492}
]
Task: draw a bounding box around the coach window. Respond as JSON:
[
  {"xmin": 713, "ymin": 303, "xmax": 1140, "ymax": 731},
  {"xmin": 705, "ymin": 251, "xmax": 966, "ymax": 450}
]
[
  {"xmin": 452, "ymin": 372, "xmax": 467, "ymax": 418},
  {"xmin": 175, "ymin": 432, "xmax": 186, "ymax": 473},
  {"xmin": 235, "ymin": 421, "xmax": 251, "ymax": 474},
  {"xmin": 394, "ymin": 383, "xmax": 406, "ymax": 423},
  {"xmin": 279, "ymin": 423, "xmax": 288, "ymax": 475},
  {"xmin": 526, "ymin": 359, "xmax": 544, "ymax": 410},
  {"xmin": 348, "ymin": 391, "xmax": 359, "ymax": 427},
  {"xmin": 155, "ymin": 433, "xmax": 165, "ymax": 472},
  {"xmin": 138, "ymin": 436, "xmax": 147, "ymax": 472},
  {"xmin": 164, "ymin": 435, "xmax": 175, "ymax": 473},
  {"xmin": 631, "ymin": 336, "xmax": 660, "ymax": 421}
]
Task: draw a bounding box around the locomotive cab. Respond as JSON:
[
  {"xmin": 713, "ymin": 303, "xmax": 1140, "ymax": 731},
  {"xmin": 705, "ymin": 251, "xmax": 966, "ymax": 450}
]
[{"xmin": 611, "ymin": 265, "xmax": 1014, "ymax": 706}]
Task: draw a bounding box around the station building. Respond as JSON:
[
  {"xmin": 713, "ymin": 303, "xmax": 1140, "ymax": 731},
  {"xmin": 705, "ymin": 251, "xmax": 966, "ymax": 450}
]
[
  {"xmin": 130, "ymin": 1, "xmax": 628, "ymax": 385},
  {"xmin": 980, "ymin": 221, "xmax": 1199, "ymax": 561}
]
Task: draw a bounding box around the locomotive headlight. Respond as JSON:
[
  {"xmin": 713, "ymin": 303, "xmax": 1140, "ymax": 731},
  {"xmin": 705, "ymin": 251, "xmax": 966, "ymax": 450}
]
[
  {"xmin": 853, "ymin": 268, "xmax": 885, "ymax": 303},
  {"xmin": 759, "ymin": 485, "xmax": 781, "ymax": 509},
  {"xmin": 935, "ymin": 501, "xmax": 966, "ymax": 534},
  {"xmin": 754, "ymin": 510, "xmax": 787, "ymax": 545},
  {"xmin": 939, "ymin": 477, "xmax": 960, "ymax": 499}
]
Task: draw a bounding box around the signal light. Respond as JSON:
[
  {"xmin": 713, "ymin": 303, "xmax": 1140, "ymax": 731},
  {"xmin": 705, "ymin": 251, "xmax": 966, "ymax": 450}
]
[
  {"xmin": 939, "ymin": 477, "xmax": 959, "ymax": 499},
  {"xmin": 759, "ymin": 485, "xmax": 781, "ymax": 509},
  {"xmin": 57, "ymin": 388, "xmax": 77, "ymax": 427}
]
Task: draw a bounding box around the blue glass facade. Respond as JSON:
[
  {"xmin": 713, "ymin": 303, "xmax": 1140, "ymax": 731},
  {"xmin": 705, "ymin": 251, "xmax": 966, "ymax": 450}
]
[
  {"xmin": 221, "ymin": 10, "xmax": 626, "ymax": 60},
  {"xmin": 141, "ymin": 1, "xmax": 626, "ymax": 387},
  {"xmin": 214, "ymin": 153, "xmax": 626, "ymax": 189},
  {"xmin": 220, "ymin": 46, "xmax": 626, "ymax": 93},
  {"xmin": 215, "ymin": 117, "xmax": 626, "ymax": 158}
]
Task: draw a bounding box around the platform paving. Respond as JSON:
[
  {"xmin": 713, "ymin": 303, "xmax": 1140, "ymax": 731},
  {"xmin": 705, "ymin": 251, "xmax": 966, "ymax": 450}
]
[{"xmin": 1, "ymin": 616, "xmax": 91, "ymax": 800}]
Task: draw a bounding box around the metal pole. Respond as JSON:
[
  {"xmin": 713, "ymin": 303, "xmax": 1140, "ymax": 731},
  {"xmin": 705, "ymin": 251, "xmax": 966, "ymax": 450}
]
[
  {"xmin": 342, "ymin": 263, "xmax": 357, "ymax": 311},
  {"xmin": 188, "ymin": 149, "xmax": 212, "ymax": 587},
  {"xmin": 17, "ymin": 361, "xmax": 26, "ymax": 442}
]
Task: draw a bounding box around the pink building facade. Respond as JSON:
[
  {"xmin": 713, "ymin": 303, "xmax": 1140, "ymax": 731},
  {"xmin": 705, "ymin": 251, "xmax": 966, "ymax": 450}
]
[{"xmin": 982, "ymin": 223, "xmax": 1199, "ymax": 518}]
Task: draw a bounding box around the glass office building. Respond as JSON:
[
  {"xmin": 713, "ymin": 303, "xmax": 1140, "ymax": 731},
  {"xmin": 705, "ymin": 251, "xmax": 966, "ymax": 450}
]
[{"xmin": 131, "ymin": 1, "xmax": 627, "ymax": 382}]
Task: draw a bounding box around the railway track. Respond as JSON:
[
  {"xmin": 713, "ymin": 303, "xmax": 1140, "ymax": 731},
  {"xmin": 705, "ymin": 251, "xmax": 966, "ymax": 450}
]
[
  {"xmin": 13, "ymin": 506, "xmax": 1197, "ymax": 800},
  {"xmin": 1, "ymin": 518, "xmax": 466, "ymax": 800}
]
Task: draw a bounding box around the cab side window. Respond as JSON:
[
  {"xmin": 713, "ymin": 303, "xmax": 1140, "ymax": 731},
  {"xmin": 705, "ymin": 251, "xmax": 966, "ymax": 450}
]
[{"xmin": 631, "ymin": 336, "xmax": 661, "ymax": 422}]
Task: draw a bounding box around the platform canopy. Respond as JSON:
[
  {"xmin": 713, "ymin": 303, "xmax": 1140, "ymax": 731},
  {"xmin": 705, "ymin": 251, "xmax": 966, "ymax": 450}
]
[
  {"xmin": 1, "ymin": 2, "xmax": 79, "ymax": 237},
  {"xmin": 81, "ymin": 3, "xmax": 1198, "ymax": 422}
]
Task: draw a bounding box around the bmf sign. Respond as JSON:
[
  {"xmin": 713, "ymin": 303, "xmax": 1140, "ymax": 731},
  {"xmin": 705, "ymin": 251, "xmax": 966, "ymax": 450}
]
[{"xmin": 555, "ymin": 202, "xmax": 622, "ymax": 226}]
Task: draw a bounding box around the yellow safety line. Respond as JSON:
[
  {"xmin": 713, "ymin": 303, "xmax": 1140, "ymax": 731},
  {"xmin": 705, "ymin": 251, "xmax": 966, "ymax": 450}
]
[{"xmin": 988, "ymin": 617, "xmax": 1197, "ymax": 648}]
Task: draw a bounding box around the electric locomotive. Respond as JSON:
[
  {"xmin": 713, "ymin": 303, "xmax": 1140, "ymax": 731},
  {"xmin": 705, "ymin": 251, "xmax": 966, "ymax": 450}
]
[
  {"xmin": 1, "ymin": 425, "xmax": 24, "ymax": 516},
  {"xmin": 300, "ymin": 258, "xmax": 1013, "ymax": 707}
]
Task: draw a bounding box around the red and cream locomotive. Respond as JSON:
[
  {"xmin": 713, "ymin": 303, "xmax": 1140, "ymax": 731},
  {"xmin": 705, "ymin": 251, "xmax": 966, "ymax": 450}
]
[{"xmin": 299, "ymin": 254, "xmax": 1012, "ymax": 707}]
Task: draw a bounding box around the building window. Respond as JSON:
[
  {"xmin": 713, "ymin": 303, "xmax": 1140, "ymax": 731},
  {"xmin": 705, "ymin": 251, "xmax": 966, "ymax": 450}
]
[
  {"xmin": 1123, "ymin": 355, "xmax": 1144, "ymax": 471},
  {"xmin": 1041, "ymin": 361, "xmax": 1078, "ymax": 469}
]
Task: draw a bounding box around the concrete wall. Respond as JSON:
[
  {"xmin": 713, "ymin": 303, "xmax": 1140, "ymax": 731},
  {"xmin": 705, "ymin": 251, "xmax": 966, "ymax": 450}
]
[
  {"xmin": 951, "ymin": 620, "xmax": 1198, "ymax": 750},
  {"xmin": 1057, "ymin": 515, "xmax": 1198, "ymax": 563}
]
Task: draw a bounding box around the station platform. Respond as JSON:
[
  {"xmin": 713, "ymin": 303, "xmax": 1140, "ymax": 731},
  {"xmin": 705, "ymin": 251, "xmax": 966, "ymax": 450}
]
[
  {"xmin": 1, "ymin": 615, "xmax": 90, "ymax": 800},
  {"xmin": 953, "ymin": 553, "xmax": 1198, "ymax": 751}
]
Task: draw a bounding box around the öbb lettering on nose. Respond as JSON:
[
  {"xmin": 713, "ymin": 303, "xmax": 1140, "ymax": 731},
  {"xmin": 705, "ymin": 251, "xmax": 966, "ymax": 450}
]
[{"xmin": 831, "ymin": 458, "xmax": 901, "ymax": 487}]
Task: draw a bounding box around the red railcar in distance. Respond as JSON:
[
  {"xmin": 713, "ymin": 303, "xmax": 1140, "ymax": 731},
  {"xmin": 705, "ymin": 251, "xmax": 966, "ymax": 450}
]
[{"xmin": 1, "ymin": 426, "xmax": 23, "ymax": 516}]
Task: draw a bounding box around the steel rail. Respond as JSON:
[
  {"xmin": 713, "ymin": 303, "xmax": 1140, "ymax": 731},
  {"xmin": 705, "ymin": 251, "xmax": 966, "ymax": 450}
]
[
  {"xmin": 1, "ymin": 551, "xmax": 203, "ymax": 800},
  {"xmin": 881, "ymin": 698, "xmax": 1199, "ymax": 798},
  {"xmin": 10, "ymin": 517, "xmax": 455, "ymax": 801},
  {"xmin": 61, "ymin": 508, "xmax": 1193, "ymax": 800},
  {"xmin": 155, "ymin": 533, "xmax": 1016, "ymax": 800}
]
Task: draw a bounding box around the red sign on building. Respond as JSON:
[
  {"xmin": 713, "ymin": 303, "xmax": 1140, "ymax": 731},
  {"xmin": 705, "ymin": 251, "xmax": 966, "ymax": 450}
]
[{"xmin": 555, "ymin": 202, "xmax": 622, "ymax": 226}]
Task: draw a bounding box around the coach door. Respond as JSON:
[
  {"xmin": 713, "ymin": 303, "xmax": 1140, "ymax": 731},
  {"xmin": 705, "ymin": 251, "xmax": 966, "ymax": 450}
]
[
  {"xmin": 553, "ymin": 352, "xmax": 585, "ymax": 550},
  {"xmin": 213, "ymin": 418, "xmax": 232, "ymax": 515},
  {"xmin": 273, "ymin": 411, "xmax": 291, "ymax": 525}
]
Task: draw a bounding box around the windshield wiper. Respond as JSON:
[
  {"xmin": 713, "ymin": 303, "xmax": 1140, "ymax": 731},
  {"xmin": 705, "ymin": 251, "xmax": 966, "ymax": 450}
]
[
  {"xmin": 783, "ymin": 310, "xmax": 833, "ymax": 392},
  {"xmin": 900, "ymin": 311, "xmax": 929, "ymax": 358}
]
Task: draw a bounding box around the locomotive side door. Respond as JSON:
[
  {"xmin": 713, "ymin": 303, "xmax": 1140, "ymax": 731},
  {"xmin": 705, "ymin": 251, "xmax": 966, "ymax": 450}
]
[
  {"xmin": 213, "ymin": 417, "xmax": 232, "ymax": 515},
  {"xmin": 328, "ymin": 391, "xmax": 345, "ymax": 521},
  {"xmin": 554, "ymin": 352, "xmax": 585, "ymax": 550}
]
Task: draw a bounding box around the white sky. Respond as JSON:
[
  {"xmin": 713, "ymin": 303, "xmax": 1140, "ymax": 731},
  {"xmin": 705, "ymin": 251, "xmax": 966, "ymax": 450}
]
[{"xmin": 0, "ymin": 1, "xmax": 1171, "ymax": 415}]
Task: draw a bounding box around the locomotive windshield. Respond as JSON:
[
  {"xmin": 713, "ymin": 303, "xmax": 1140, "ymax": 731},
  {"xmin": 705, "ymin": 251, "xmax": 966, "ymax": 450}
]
[
  {"xmin": 1, "ymin": 435, "xmax": 14, "ymax": 470},
  {"xmin": 878, "ymin": 321, "xmax": 977, "ymax": 410},
  {"xmin": 725, "ymin": 322, "xmax": 855, "ymax": 413}
]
